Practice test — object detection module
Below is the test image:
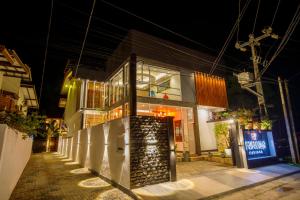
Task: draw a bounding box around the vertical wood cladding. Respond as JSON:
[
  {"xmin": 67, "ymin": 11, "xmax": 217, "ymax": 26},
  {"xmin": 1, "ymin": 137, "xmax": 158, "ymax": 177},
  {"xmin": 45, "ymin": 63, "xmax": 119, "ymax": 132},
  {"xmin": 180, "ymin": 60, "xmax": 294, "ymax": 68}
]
[
  {"xmin": 195, "ymin": 72, "xmax": 228, "ymax": 108},
  {"xmin": 130, "ymin": 116, "xmax": 170, "ymax": 188}
]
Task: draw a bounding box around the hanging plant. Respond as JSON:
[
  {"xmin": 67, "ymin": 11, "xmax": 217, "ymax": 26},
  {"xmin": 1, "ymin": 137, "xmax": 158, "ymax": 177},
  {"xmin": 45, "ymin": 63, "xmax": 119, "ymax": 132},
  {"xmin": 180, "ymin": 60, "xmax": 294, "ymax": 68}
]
[{"xmin": 260, "ymin": 119, "xmax": 272, "ymax": 130}]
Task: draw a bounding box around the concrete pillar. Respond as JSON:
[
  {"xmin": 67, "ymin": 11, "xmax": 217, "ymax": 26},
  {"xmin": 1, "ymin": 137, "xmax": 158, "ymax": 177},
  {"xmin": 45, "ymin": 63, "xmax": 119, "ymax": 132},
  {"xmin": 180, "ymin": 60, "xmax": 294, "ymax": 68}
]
[
  {"xmin": 193, "ymin": 105, "xmax": 201, "ymax": 155},
  {"xmin": 129, "ymin": 54, "xmax": 137, "ymax": 116},
  {"xmin": 167, "ymin": 116, "xmax": 177, "ymax": 182}
]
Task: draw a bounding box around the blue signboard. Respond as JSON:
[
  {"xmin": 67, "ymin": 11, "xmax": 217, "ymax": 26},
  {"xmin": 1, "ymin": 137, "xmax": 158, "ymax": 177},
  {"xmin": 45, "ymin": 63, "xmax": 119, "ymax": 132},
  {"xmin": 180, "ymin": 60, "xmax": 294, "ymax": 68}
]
[{"xmin": 243, "ymin": 130, "xmax": 276, "ymax": 160}]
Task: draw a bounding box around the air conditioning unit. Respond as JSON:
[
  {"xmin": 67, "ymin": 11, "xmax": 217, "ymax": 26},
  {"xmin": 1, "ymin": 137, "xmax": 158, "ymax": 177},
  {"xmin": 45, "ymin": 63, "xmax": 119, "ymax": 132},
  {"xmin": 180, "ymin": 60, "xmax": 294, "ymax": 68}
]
[{"xmin": 237, "ymin": 72, "xmax": 254, "ymax": 85}]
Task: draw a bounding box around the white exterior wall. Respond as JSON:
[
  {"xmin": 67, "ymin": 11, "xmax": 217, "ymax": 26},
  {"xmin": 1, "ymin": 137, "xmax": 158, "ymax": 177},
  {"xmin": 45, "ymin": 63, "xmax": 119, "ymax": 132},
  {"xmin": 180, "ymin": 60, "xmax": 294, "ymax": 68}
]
[
  {"xmin": 197, "ymin": 108, "xmax": 218, "ymax": 151},
  {"xmin": 58, "ymin": 117, "xmax": 130, "ymax": 189},
  {"xmin": 0, "ymin": 124, "xmax": 33, "ymax": 200},
  {"xmin": 64, "ymin": 80, "xmax": 83, "ymax": 136}
]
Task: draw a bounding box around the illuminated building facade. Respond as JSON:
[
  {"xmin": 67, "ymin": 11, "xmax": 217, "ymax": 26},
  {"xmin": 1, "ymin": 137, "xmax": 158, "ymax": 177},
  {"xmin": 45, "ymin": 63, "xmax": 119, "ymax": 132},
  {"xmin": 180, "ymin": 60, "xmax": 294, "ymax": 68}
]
[
  {"xmin": 59, "ymin": 30, "xmax": 277, "ymax": 188},
  {"xmin": 60, "ymin": 30, "xmax": 228, "ymax": 157}
]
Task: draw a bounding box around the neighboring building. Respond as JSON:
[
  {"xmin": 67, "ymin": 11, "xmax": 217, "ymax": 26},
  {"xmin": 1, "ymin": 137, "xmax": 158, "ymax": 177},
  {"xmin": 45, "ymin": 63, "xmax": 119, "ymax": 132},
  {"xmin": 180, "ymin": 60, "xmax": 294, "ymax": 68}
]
[
  {"xmin": 59, "ymin": 60, "xmax": 107, "ymax": 136},
  {"xmin": 0, "ymin": 45, "xmax": 39, "ymax": 115}
]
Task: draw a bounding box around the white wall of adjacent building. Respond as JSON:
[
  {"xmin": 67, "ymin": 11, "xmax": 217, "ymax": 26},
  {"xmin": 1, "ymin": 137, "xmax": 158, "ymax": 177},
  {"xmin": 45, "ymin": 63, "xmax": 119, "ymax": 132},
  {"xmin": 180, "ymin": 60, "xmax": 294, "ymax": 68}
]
[{"xmin": 0, "ymin": 124, "xmax": 33, "ymax": 200}]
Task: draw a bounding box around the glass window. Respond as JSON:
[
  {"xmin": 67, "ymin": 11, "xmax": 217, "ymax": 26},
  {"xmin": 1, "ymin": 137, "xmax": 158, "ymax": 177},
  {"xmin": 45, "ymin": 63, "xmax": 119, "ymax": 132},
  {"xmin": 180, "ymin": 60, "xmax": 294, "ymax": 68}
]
[
  {"xmin": 109, "ymin": 105, "xmax": 123, "ymax": 121},
  {"xmin": 109, "ymin": 69, "xmax": 124, "ymax": 105},
  {"xmin": 86, "ymin": 81, "xmax": 105, "ymax": 109},
  {"xmin": 124, "ymin": 62, "xmax": 129, "ymax": 97},
  {"xmin": 84, "ymin": 111, "xmax": 107, "ymax": 128},
  {"xmin": 136, "ymin": 62, "xmax": 182, "ymax": 101},
  {"xmin": 137, "ymin": 103, "xmax": 194, "ymax": 152}
]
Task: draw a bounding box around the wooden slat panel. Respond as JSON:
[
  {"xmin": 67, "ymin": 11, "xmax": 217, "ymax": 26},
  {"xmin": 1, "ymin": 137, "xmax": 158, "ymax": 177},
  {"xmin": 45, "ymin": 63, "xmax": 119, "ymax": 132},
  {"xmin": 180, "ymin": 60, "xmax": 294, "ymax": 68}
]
[{"xmin": 195, "ymin": 72, "xmax": 228, "ymax": 108}]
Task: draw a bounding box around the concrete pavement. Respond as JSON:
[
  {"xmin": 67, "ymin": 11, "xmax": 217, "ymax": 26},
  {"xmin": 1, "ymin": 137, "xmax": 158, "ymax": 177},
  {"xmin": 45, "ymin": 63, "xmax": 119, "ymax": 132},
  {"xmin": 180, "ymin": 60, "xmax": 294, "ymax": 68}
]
[
  {"xmin": 10, "ymin": 153, "xmax": 133, "ymax": 200},
  {"xmin": 132, "ymin": 163, "xmax": 300, "ymax": 200},
  {"xmin": 214, "ymin": 172, "xmax": 300, "ymax": 200}
]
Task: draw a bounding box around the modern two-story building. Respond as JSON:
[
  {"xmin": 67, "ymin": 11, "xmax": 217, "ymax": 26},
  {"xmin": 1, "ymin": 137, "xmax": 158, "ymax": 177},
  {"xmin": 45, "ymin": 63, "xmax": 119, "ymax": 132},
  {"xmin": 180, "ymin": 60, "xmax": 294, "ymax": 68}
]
[
  {"xmin": 60, "ymin": 30, "xmax": 228, "ymax": 157},
  {"xmin": 58, "ymin": 30, "xmax": 277, "ymax": 189}
]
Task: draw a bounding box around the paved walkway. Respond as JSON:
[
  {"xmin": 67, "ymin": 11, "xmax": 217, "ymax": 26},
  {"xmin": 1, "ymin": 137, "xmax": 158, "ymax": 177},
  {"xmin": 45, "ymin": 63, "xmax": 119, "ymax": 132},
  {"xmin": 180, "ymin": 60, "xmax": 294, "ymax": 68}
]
[
  {"xmin": 214, "ymin": 172, "xmax": 300, "ymax": 200},
  {"xmin": 10, "ymin": 153, "xmax": 133, "ymax": 200},
  {"xmin": 176, "ymin": 160, "xmax": 232, "ymax": 180},
  {"xmin": 133, "ymin": 163, "xmax": 300, "ymax": 200}
]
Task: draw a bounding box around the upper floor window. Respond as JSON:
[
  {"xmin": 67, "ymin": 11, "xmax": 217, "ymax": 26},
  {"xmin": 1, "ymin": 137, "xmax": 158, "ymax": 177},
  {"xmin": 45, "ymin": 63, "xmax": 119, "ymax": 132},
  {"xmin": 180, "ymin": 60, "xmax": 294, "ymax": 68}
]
[
  {"xmin": 109, "ymin": 68, "xmax": 123, "ymax": 105},
  {"xmin": 86, "ymin": 81, "xmax": 105, "ymax": 109},
  {"xmin": 136, "ymin": 62, "xmax": 182, "ymax": 101}
]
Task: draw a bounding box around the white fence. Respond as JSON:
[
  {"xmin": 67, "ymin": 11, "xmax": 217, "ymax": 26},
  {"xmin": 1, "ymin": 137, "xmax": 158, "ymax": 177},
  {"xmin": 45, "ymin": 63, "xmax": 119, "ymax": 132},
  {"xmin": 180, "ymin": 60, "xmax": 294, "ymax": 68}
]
[
  {"xmin": 0, "ymin": 124, "xmax": 33, "ymax": 200},
  {"xmin": 58, "ymin": 117, "xmax": 130, "ymax": 189}
]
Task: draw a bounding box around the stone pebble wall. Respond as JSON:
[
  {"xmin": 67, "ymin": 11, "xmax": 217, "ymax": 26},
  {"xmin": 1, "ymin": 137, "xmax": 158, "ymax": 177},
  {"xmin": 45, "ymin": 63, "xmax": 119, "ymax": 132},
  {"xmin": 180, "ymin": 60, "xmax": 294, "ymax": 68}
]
[{"xmin": 130, "ymin": 116, "xmax": 170, "ymax": 188}]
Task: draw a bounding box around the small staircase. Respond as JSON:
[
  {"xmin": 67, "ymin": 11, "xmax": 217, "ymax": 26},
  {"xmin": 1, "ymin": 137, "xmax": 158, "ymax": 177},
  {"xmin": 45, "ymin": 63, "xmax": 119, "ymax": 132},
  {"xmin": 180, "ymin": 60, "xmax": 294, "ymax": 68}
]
[
  {"xmin": 176, "ymin": 152, "xmax": 203, "ymax": 162},
  {"xmin": 176, "ymin": 151, "xmax": 233, "ymax": 165}
]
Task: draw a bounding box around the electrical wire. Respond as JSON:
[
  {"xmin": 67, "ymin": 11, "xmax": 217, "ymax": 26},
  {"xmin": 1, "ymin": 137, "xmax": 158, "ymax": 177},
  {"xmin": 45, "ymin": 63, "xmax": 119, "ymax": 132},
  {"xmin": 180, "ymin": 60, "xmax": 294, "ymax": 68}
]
[
  {"xmin": 74, "ymin": 0, "xmax": 97, "ymax": 77},
  {"xmin": 236, "ymin": 0, "xmax": 241, "ymax": 42},
  {"xmin": 252, "ymin": 0, "xmax": 261, "ymax": 34},
  {"xmin": 260, "ymin": 4, "xmax": 300, "ymax": 76},
  {"xmin": 100, "ymin": 0, "xmax": 216, "ymax": 53},
  {"xmin": 55, "ymin": 1, "xmax": 279, "ymax": 82},
  {"xmin": 39, "ymin": 0, "xmax": 53, "ymax": 106},
  {"xmin": 271, "ymin": 0, "xmax": 281, "ymax": 27},
  {"xmin": 57, "ymin": 1, "xmax": 249, "ymax": 67},
  {"xmin": 210, "ymin": 0, "xmax": 252, "ymax": 74}
]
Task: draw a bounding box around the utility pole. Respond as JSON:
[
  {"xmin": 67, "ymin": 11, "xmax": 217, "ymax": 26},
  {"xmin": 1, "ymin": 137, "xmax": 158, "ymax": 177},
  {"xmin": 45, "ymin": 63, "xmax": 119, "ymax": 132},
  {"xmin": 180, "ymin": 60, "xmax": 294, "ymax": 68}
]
[
  {"xmin": 235, "ymin": 27, "xmax": 278, "ymax": 118},
  {"xmin": 278, "ymin": 77, "xmax": 297, "ymax": 163},
  {"xmin": 284, "ymin": 80, "xmax": 300, "ymax": 163}
]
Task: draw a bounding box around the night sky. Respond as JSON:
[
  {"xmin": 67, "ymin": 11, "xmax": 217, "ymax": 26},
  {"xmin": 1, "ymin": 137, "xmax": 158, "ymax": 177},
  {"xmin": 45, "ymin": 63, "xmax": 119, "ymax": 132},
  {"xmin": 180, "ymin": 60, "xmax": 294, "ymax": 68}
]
[{"xmin": 1, "ymin": 0, "xmax": 300, "ymax": 121}]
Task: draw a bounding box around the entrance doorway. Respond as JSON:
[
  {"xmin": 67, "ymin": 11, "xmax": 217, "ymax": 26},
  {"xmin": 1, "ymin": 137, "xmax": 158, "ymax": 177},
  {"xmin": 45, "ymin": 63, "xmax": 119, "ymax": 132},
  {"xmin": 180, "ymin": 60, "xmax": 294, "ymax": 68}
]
[{"xmin": 137, "ymin": 103, "xmax": 196, "ymax": 154}]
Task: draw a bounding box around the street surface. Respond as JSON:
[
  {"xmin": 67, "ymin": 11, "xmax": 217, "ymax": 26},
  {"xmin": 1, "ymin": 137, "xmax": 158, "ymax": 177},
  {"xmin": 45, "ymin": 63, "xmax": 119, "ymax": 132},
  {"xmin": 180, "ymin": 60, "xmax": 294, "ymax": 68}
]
[{"xmin": 214, "ymin": 172, "xmax": 300, "ymax": 200}]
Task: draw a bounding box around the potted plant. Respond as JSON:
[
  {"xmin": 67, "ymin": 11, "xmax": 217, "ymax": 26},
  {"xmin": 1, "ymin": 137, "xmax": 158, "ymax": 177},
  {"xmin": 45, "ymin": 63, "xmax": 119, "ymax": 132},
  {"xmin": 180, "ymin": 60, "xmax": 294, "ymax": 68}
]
[{"xmin": 215, "ymin": 123, "xmax": 231, "ymax": 157}]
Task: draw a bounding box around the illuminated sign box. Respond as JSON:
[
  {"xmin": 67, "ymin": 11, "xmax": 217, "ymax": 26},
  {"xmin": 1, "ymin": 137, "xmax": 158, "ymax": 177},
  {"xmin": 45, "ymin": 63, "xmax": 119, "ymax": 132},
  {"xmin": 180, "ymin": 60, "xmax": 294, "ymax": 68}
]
[{"xmin": 243, "ymin": 130, "xmax": 276, "ymax": 161}]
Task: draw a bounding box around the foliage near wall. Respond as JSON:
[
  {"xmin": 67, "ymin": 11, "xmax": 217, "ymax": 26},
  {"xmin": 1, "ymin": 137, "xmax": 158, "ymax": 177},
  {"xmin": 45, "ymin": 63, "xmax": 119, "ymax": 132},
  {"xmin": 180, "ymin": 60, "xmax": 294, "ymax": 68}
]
[
  {"xmin": 0, "ymin": 112, "xmax": 46, "ymax": 138},
  {"xmin": 214, "ymin": 123, "xmax": 230, "ymax": 153}
]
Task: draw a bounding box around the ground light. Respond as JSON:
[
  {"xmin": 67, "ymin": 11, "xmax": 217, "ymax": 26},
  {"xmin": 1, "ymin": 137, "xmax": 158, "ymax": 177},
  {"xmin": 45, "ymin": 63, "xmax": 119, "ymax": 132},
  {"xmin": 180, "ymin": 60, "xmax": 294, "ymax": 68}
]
[
  {"xmin": 65, "ymin": 161, "xmax": 80, "ymax": 165},
  {"xmin": 70, "ymin": 168, "xmax": 90, "ymax": 174},
  {"xmin": 96, "ymin": 188, "xmax": 132, "ymax": 200},
  {"xmin": 78, "ymin": 177, "xmax": 110, "ymax": 188},
  {"xmin": 61, "ymin": 158, "xmax": 73, "ymax": 162}
]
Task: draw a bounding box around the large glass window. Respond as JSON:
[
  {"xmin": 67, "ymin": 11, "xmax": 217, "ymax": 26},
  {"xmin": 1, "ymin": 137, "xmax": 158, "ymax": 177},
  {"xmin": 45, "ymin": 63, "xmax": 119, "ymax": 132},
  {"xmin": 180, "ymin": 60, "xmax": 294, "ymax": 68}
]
[
  {"xmin": 137, "ymin": 103, "xmax": 194, "ymax": 152},
  {"xmin": 109, "ymin": 69, "xmax": 123, "ymax": 105},
  {"xmin": 86, "ymin": 81, "xmax": 105, "ymax": 109},
  {"xmin": 136, "ymin": 62, "xmax": 182, "ymax": 101},
  {"xmin": 84, "ymin": 111, "xmax": 107, "ymax": 128},
  {"xmin": 109, "ymin": 105, "xmax": 123, "ymax": 121}
]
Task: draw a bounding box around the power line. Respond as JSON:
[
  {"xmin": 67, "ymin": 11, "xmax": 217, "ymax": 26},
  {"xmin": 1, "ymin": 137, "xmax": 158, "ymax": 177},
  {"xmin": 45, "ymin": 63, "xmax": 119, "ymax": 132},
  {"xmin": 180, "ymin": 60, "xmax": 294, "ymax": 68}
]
[
  {"xmin": 236, "ymin": 0, "xmax": 241, "ymax": 42},
  {"xmin": 56, "ymin": 1, "xmax": 279, "ymax": 82},
  {"xmin": 39, "ymin": 0, "xmax": 54, "ymax": 106},
  {"xmin": 100, "ymin": 0, "xmax": 216, "ymax": 52},
  {"xmin": 210, "ymin": 0, "xmax": 252, "ymax": 74},
  {"xmin": 271, "ymin": 0, "xmax": 281, "ymax": 27},
  {"xmin": 252, "ymin": 0, "xmax": 261, "ymax": 34},
  {"xmin": 261, "ymin": 4, "xmax": 300, "ymax": 76},
  {"xmin": 74, "ymin": 0, "xmax": 97, "ymax": 77},
  {"xmin": 57, "ymin": 1, "xmax": 250, "ymax": 67}
]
